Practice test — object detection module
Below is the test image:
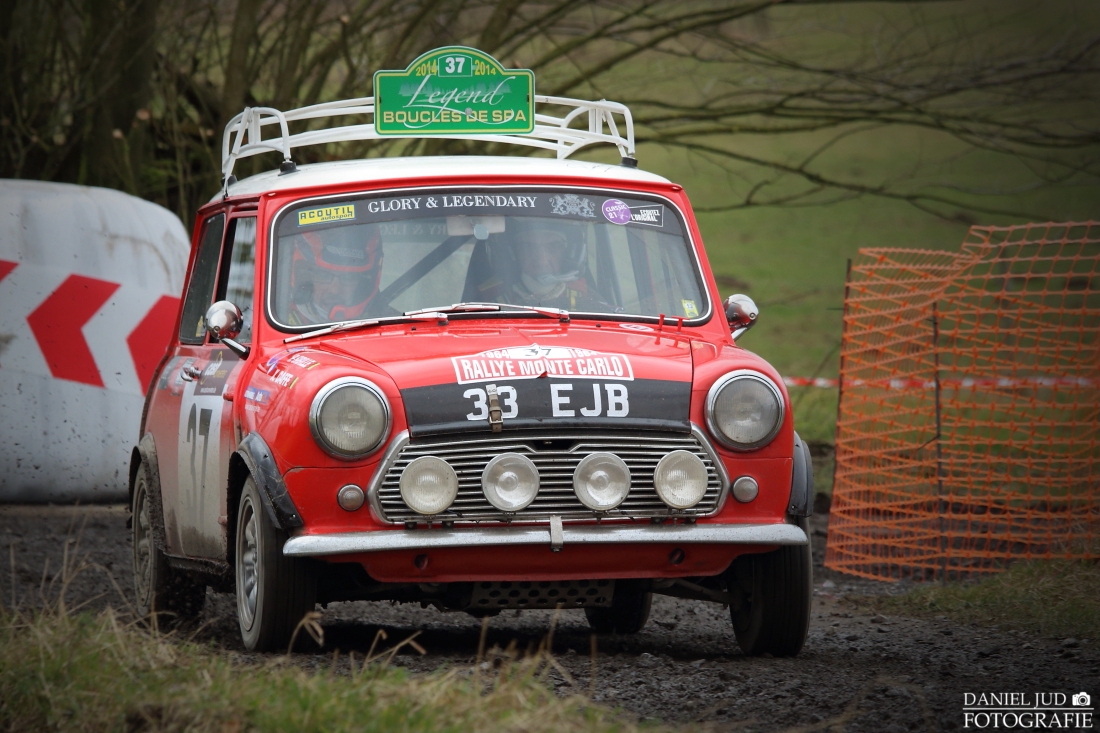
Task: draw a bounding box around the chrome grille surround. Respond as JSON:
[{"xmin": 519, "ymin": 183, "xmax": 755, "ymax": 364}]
[{"xmin": 367, "ymin": 425, "xmax": 729, "ymax": 525}]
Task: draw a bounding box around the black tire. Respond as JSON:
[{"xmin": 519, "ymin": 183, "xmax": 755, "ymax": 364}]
[
  {"xmin": 132, "ymin": 463, "xmax": 205, "ymax": 624},
  {"xmin": 584, "ymin": 581, "xmax": 652, "ymax": 634},
  {"xmin": 235, "ymin": 477, "xmax": 317, "ymax": 652},
  {"xmin": 728, "ymin": 523, "xmax": 812, "ymax": 657}
]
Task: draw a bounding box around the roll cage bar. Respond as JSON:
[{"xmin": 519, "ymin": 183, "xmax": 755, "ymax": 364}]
[{"xmin": 220, "ymin": 96, "xmax": 636, "ymax": 191}]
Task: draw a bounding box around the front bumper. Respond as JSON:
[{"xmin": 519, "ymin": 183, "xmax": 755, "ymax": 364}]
[{"xmin": 282, "ymin": 521, "xmax": 807, "ymax": 557}]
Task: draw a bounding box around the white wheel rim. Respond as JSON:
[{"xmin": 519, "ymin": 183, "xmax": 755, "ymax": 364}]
[{"xmin": 237, "ymin": 497, "xmax": 259, "ymax": 630}]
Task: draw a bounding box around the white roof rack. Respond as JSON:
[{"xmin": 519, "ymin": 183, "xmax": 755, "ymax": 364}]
[{"xmin": 220, "ymin": 96, "xmax": 636, "ymax": 187}]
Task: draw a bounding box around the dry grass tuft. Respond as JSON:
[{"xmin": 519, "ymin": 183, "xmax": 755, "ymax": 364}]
[
  {"xmin": 0, "ymin": 549, "xmax": 656, "ymax": 733},
  {"xmin": 0, "ymin": 602, "xmax": 663, "ymax": 733}
]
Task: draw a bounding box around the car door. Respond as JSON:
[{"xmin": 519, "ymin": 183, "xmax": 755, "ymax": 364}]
[{"xmin": 173, "ymin": 213, "xmax": 257, "ymax": 559}]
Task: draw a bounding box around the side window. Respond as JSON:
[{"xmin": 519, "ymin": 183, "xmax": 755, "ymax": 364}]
[
  {"xmin": 222, "ymin": 217, "xmax": 257, "ymax": 343},
  {"xmin": 179, "ymin": 214, "xmax": 226, "ymax": 344}
]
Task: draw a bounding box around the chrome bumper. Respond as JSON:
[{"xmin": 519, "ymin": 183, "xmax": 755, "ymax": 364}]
[{"xmin": 282, "ymin": 522, "xmax": 807, "ymax": 558}]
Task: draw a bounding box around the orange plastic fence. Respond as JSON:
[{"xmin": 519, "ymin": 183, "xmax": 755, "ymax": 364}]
[{"xmin": 825, "ymin": 222, "xmax": 1100, "ymax": 580}]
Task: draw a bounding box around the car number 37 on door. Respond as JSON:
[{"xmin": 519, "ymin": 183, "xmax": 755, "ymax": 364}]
[{"xmin": 464, "ymin": 382, "xmax": 630, "ymax": 420}]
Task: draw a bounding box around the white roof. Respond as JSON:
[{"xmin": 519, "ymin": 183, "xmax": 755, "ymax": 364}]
[{"xmin": 217, "ymin": 155, "xmax": 671, "ymax": 201}]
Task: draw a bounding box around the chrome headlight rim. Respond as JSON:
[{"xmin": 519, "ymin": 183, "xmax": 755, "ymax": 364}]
[
  {"xmin": 309, "ymin": 376, "xmax": 392, "ymax": 460},
  {"xmin": 705, "ymin": 369, "xmax": 785, "ymax": 451}
]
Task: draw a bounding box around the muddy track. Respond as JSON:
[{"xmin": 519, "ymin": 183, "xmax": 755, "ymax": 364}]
[{"xmin": 2, "ymin": 504, "xmax": 1097, "ymax": 732}]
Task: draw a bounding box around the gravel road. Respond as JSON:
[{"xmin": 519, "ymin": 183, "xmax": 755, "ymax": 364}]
[{"xmin": 2, "ymin": 504, "xmax": 1096, "ymax": 732}]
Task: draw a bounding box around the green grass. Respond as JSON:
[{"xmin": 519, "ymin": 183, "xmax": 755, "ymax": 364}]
[
  {"xmin": 0, "ymin": 606, "xmax": 652, "ymax": 733},
  {"xmin": 863, "ymin": 560, "xmax": 1100, "ymax": 639}
]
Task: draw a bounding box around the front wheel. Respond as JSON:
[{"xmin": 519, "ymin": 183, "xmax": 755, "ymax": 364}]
[
  {"xmin": 235, "ymin": 477, "xmax": 317, "ymax": 652},
  {"xmin": 728, "ymin": 525, "xmax": 812, "ymax": 657},
  {"xmin": 132, "ymin": 463, "xmax": 205, "ymax": 624},
  {"xmin": 585, "ymin": 580, "xmax": 652, "ymax": 634}
]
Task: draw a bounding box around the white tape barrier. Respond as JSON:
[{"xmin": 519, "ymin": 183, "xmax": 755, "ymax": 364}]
[{"xmin": 0, "ymin": 181, "xmax": 190, "ymax": 502}]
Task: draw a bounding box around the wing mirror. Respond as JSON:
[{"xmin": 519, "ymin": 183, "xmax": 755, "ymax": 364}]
[
  {"xmin": 724, "ymin": 294, "xmax": 758, "ymax": 340},
  {"xmin": 204, "ymin": 301, "xmax": 250, "ymax": 358}
]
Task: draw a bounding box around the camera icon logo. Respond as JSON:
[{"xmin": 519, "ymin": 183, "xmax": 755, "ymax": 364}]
[{"xmin": 1072, "ymin": 692, "xmax": 1090, "ymax": 707}]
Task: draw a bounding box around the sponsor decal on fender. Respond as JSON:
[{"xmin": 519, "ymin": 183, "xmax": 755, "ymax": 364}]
[
  {"xmin": 451, "ymin": 344, "xmax": 634, "ymax": 385},
  {"xmin": 260, "ymin": 347, "xmax": 320, "ymax": 388}
]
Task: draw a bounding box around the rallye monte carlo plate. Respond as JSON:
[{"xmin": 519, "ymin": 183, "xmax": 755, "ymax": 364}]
[{"xmin": 130, "ymin": 46, "xmax": 813, "ymax": 660}]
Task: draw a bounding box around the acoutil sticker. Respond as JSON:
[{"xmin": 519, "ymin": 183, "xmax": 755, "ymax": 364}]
[{"xmin": 298, "ymin": 204, "xmax": 356, "ymax": 226}]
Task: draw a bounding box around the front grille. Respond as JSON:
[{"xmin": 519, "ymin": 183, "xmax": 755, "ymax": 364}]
[{"xmin": 372, "ymin": 430, "xmax": 726, "ymax": 524}]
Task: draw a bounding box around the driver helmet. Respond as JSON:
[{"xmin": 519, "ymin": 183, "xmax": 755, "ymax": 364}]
[
  {"xmin": 509, "ymin": 218, "xmax": 587, "ymax": 295},
  {"xmin": 291, "ymin": 223, "xmax": 382, "ymax": 321}
]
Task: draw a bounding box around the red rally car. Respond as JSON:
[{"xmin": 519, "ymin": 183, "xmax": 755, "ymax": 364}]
[{"xmin": 129, "ymin": 87, "xmax": 814, "ymax": 656}]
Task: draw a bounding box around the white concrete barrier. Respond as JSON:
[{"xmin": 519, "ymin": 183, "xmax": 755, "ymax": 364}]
[{"xmin": 0, "ymin": 181, "xmax": 190, "ymax": 502}]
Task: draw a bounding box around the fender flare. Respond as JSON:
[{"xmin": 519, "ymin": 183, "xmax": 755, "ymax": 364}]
[
  {"xmin": 235, "ymin": 432, "xmax": 304, "ymax": 532},
  {"xmin": 788, "ymin": 431, "xmax": 814, "ymax": 518},
  {"xmin": 130, "ymin": 434, "xmax": 170, "ymax": 552}
]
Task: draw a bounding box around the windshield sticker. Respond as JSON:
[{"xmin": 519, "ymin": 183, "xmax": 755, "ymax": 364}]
[
  {"xmin": 366, "ymin": 197, "xmax": 424, "ymax": 213},
  {"xmin": 281, "ymin": 191, "xmax": 682, "ymax": 238},
  {"xmin": 298, "ymin": 204, "xmax": 356, "ymax": 226},
  {"xmin": 428, "ymin": 194, "xmax": 536, "ymax": 209},
  {"xmin": 619, "ymin": 323, "xmax": 654, "ymax": 332},
  {"xmin": 681, "ymin": 299, "xmax": 699, "ymax": 317},
  {"xmin": 549, "ymin": 194, "xmax": 596, "ymax": 218},
  {"xmin": 628, "ymin": 204, "xmax": 664, "ymax": 227},
  {"xmin": 452, "ymin": 344, "xmax": 634, "ymax": 385},
  {"xmin": 603, "ymin": 199, "xmax": 663, "ymax": 227},
  {"xmin": 602, "ymin": 199, "xmax": 632, "ymax": 225}
]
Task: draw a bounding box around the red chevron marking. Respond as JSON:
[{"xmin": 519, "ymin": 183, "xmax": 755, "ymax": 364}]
[
  {"xmin": 127, "ymin": 294, "xmax": 181, "ymax": 392},
  {"xmin": 27, "ymin": 274, "xmax": 120, "ymax": 386},
  {"xmin": 0, "ymin": 259, "xmax": 16, "ymax": 282}
]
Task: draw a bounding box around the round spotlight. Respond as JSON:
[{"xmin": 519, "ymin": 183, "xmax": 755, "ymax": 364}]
[
  {"xmin": 336, "ymin": 484, "xmax": 365, "ymax": 511},
  {"xmin": 732, "ymin": 476, "xmax": 759, "ymax": 503},
  {"xmin": 654, "ymin": 450, "xmax": 709, "ymax": 509},
  {"xmin": 482, "ymin": 453, "xmax": 540, "ymax": 512},
  {"xmin": 573, "ymin": 452, "xmax": 631, "ymax": 511},
  {"xmin": 400, "ymin": 456, "xmax": 458, "ymax": 515}
]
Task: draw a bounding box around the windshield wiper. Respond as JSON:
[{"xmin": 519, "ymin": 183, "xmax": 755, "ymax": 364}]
[
  {"xmin": 404, "ymin": 302, "xmax": 570, "ymax": 322},
  {"xmin": 284, "ymin": 302, "xmax": 571, "ymax": 343},
  {"xmin": 283, "ymin": 312, "xmax": 448, "ymax": 343}
]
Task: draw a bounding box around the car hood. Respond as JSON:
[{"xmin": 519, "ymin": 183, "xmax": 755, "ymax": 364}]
[{"xmin": 322, "ymin": 323, "xmax": 694, "ymax": 437}]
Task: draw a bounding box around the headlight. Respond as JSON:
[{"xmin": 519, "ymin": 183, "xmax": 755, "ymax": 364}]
[
  {"xmin": 653, "ymin": 450, "xmax": 708, "ymax": 509},
  {"xmin": 399, "ymin": 456, "xmax": 458, "ymax": 515},
  {"xmin": 482, "ymin": 453, "xmax": 540, "ymax": 512},
  {"xmin": 706, "ymin": 371, "xmax": 784, "ymax": 450},
  {"xmin": 309, "ymin": 377, "xmax": 390, "ymax": 459},
  {"xmin": 573, "ymin": 452, "xmax": 631, "ymax": 511}
]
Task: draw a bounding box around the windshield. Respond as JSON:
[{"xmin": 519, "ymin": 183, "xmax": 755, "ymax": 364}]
[{"xmin": 267, "ymin": 188, "xmax": 708, "ymax": 329}]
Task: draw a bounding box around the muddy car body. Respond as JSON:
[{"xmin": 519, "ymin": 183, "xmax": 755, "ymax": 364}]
[{"xmin": 130, "ymin": 88, "xmax": 813, "ymax": 656}]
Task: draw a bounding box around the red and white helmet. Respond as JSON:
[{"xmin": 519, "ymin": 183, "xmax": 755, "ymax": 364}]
[{"xmin": 291, "ymin": 224, "xmax": 383, "ymax": 321}]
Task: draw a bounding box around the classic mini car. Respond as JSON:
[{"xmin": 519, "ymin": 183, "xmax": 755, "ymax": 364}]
[{"xmin": 130, "ymin": 49, "xmax": 813, "ymax": 656}]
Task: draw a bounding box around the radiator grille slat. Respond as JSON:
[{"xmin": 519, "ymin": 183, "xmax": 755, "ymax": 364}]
[{"xmin": 374, "ymin": 430, "xmax": 724, "ymax": 524}]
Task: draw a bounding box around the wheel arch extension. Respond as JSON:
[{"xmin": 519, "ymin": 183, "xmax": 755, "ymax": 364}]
[
  {"xmin": 129, "ymin": 434, "xmax": 169, "ymax": 551},
  {"xmin": 234, "ymin": 432, "xmax": 305, "ymax": 533},
  {"xmin": 788, "ymin": 431, "xmax": 814, "ymax": 518}
]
